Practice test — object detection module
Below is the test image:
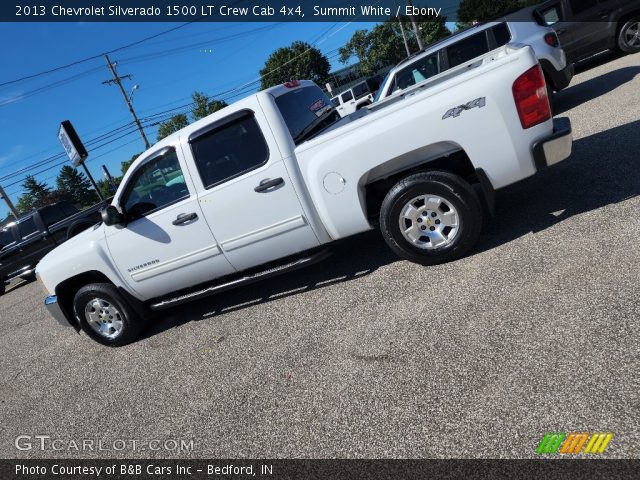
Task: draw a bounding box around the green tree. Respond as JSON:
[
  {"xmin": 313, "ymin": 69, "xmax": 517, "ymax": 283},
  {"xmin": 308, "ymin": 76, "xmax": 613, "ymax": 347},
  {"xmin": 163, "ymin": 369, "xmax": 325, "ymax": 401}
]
[
  {"xmin": 157, "ymin": 114, "xmax": 189, "ymax": 141},
  {"xmin": 260, "ymin": 41, "xmax": 331, "ymax": 90},
  {"xmin": 457, "ymin": 0, "xmax": 523, "ymax": 24},
  {"xmin": 121, "ymin": 153, "xmax": 141, "ymax": 176},
  {"xmin": 96, "ymin": 177, "xmax": 120, "ymax": 199},
  {"xmin": 16, "ymin": 175, "xmax": 51, "ymax": 213},
  {"xmin": 56, "ymin": 165, "xmax": 98, "ymax": 207},
  {"xmin": 191, "ymin": 91, "xmax": 227, "ymax": 121},
  {"xmin": 15, "ymin": 176, "xmax": 62, "ymax": 213},
  {"xmin": 339, "ymin": 17, "xmax": 450, "ymax": 75}
]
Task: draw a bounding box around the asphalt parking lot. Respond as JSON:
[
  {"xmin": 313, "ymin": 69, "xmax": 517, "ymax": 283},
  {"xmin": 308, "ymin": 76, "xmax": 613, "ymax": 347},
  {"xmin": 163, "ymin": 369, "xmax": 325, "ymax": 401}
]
[{"xmin": 1, "ymin": 51, "xmax": 639, "ymax": 460}]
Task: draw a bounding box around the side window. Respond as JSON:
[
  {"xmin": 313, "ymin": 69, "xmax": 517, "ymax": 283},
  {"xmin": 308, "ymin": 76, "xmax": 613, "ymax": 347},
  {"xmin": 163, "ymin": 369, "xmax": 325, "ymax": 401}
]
[
  {"xmin": 191, "ymin": 113, "xmax": 269, "ymax": 189},
  {"xmin": 352, "ymin": 83, "xmax": 369, "ymax": 99},
  {"xmin": 122, "ymin": 148, "xmax": 189, "ymax": 220},
  {"xmin": 569, "ymin": 0, "xmax": 598, "ymax": 14},
  {"xmin": 446, "ymin": 31, "xmax": 491, "ymax": 69},
  {"xmin": 330, "ymin": 97, "xmax": 340, "ymax": 107},
  {"xmin": 492, "ymin": 23, "xmax": 512, "ymax": 47},
  {"xmin": 62, "ymin": 202, "xmax": 79, "ymax": 216},
  {"xmin": 540, "ymin": 5, "xmax": 561, "ymax": 25},
  {"xmin": 393, "ymin": 53, "xmax": 440, "ymax": 92},
  {"xmin": 39, "ymin": 205, "xmax": 66, "ymax": 227},
  {"xmin": 0, "ymin": 229, "xmax": 15, "ymax": 249},
  {"xmin": 341, "ymin": 90, "xmax": 354, "ymax": 102},
  {"xmin": 17, "ymin": 217, "xmax": 38, "ymax": 238}
]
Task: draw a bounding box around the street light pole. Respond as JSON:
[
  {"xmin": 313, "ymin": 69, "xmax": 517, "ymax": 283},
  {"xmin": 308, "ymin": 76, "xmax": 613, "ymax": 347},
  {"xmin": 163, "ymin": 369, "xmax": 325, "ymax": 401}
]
[
  {"xmin": 394, "ymin": 0, "xmax": 412, "ymax": 57},
  {"xmin": 0, "ymin": 184, "xmax": 18, "ymax": 218},
  {"xmin": 102, "ymin": 54, "xmax": 150, "ymax": 150},
  {"xmin": 406, "ymin": 0, "xmax": 424, "ymax": 50}
]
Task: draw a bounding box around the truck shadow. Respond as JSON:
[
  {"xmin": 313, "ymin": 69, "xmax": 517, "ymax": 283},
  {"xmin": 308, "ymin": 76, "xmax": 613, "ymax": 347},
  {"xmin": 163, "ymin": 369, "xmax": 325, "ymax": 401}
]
[
  {"xmin": 143, "ymin": 230, "xmax": 398, "ymax": 338},
  {"xmin": 555, "ymin": 65, "xmax": 640, "ymax": 114},
  {"xmin": 473, "ymin": 118, "xmax": 640, "ymax": 255},
  {"xmin": 144, "ymin": 119, "xmax": 639, "ymax": 340}
]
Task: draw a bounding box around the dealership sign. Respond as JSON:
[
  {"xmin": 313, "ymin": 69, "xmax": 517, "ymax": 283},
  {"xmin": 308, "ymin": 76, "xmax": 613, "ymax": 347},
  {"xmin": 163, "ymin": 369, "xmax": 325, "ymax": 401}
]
[{"xmin": 58, "ymin": 120, "xmax": 88, "ymax": 167}]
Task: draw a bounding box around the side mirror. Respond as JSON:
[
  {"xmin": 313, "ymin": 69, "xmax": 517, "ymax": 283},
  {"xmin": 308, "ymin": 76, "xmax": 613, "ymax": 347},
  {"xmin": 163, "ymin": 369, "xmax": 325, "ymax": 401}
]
[{"xmin": 101, "ymin": 205, "xmax": 125, "ymax": 226}]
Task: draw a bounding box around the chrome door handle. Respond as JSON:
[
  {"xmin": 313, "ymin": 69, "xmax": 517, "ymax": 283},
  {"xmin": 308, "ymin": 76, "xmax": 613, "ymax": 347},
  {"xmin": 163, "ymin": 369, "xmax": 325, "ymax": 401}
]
[
  {"xmin": 172, "ymin": 212, "xmax": 198, "ymax": 225},
  {"xmin": 254, "ymin": 177, "xmax": 284, "ymax": 192}
]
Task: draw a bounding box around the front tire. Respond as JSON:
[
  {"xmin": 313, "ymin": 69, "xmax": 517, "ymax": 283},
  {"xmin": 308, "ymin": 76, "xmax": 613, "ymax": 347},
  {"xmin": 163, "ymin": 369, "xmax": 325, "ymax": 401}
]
[
  {"xmin": 379, "ymin": 171, "xmax": 482, "ymax": 265},
  {"xmin": 618, "ymin": 18, "xmax": 640, "ymax": 53},
  {"xmin": 73, "ymin": 283, "xmax": 143, "ymax": 346}
]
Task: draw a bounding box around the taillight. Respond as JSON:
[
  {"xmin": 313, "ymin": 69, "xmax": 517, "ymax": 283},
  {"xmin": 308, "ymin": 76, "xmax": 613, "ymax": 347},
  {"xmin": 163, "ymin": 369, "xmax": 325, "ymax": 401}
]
[
  {"xmin": 544, "ymin": 32, "xmax": 559, "ymax": 47},
  {"xmin": 512, "ymin": 65, "xmax": 551, "ymax": 129},
  {"xmin": 283, "ymin": 80, "xmax": 300, "ymax": 88}
]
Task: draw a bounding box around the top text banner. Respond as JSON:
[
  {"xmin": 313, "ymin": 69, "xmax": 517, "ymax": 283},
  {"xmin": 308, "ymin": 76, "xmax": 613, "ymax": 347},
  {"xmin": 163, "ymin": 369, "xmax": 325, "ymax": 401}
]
[{"xmin": 6, "ymin": 0, "xmax": 460, "ymax": 22}]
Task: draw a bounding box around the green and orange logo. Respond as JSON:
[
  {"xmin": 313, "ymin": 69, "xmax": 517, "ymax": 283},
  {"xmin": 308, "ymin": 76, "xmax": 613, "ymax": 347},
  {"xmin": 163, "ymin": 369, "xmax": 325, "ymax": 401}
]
[{"xmin": 537, "ymin": 432, "xmax": 613, "ymax": 455}]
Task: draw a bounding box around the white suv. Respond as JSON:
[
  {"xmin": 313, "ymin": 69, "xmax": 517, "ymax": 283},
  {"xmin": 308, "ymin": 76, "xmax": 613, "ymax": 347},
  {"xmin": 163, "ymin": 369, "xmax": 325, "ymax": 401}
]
[
  {"xmin": 375, "ymin": 18, "xmax": 573, "ymax": 102},
  {"xmin": 331, "ymin": 80, "xmax": 376, "ymax": 117}
]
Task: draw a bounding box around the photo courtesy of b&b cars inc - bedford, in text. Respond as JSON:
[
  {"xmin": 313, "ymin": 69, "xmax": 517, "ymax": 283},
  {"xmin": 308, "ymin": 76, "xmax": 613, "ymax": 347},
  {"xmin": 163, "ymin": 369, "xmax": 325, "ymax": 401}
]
[{"xmin": 1, "ymin": 0, "xmax": 639, "ymax": 478}]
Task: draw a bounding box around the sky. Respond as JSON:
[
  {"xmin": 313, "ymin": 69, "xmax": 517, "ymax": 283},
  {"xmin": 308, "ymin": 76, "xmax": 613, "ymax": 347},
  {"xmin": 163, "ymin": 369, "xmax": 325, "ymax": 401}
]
[{"xmin": 0, "ymin": 21, "xmax": 382, "ymax": 215}]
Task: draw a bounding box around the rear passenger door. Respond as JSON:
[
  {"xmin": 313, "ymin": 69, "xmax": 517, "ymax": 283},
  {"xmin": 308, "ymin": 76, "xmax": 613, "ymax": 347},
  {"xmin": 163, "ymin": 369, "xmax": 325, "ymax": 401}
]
[
  {"xmin": 542, "ymin": 0, "xmax": 610, "ymax": 62},
  {"xmin": 38, "ymin": 203, "xmax": 72, "ymax": 244},
  {"xmin": 186, "ymin": 108, "xmax": 320, "ymax": 272},
  {"xmin": 15, "ymin": 216, "xmax": 53, "ymax": 269}
]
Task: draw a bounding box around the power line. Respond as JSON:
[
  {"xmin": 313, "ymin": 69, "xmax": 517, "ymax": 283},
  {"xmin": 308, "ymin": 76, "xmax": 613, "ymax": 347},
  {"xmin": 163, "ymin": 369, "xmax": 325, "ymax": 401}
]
[
  {"xmin": 2, "ymin": 19, "xmax": 353, "ymax": 192},
  {"xmin": 0, "ymin": 23, "xmax": 193, "ymax": 88}
]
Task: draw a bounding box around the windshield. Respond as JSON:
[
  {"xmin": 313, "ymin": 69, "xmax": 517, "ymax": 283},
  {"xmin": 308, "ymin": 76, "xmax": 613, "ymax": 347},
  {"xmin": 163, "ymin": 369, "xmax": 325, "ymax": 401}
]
[{"xmin": 274, "ymin": 86, "xmax": 339, "ymax": 145}]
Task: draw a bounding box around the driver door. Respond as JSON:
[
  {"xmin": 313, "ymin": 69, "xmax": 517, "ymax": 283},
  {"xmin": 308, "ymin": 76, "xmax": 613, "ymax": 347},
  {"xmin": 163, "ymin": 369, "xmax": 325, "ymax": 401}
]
[{"xmin": 105, "ymin": 145, "xmax": 235, "ymax": 299}]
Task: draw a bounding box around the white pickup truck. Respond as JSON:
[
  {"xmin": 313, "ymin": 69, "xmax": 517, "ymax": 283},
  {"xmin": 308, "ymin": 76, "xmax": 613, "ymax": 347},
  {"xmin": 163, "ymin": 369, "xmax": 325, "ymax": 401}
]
[{"xmin": 37, "ymin": 43, "xmax": 572, "ymax": 346}]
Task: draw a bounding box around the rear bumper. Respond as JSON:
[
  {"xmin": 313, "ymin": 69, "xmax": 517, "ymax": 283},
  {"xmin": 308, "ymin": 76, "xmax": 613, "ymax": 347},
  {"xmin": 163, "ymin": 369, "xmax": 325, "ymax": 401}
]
[
  {"xmin": 44, "ymin": 295, "xmax": 75, "ymax": 328},
  {"xmin": 540, "ymin": 59, "xmax": 574, "ymax": 91},
  {"xmin": 532, "ymin": 117, "xmax": 573, "ymax": 171}
]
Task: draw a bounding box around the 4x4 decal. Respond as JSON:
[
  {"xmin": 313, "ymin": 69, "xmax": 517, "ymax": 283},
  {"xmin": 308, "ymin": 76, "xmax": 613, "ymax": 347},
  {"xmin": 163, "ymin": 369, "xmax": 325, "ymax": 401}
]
[{"xmin": 442, "ymin": 97, "xmax": 486, "ymax": 119}]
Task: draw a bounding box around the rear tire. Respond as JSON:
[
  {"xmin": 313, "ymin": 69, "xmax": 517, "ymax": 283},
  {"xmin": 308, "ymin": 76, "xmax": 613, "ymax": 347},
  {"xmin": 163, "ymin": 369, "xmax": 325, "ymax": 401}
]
[
  {"xmin": 73, "ymin": 283, "xmax": 144, "ymax": 347},
  {"xmin": 617, "ymin": 18, "xmax": 640, "ymax": 53},
  {"xmin": 379, "ymin": 171, "xmax": 482, "ymax": 265}
]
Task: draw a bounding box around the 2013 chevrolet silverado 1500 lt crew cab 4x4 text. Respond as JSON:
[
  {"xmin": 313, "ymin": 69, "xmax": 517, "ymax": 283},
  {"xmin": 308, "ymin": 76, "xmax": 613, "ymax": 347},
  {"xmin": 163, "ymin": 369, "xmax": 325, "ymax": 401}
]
[{"xmin": 36, "ymin": 43, "xmax": 573, "ymax": 346}]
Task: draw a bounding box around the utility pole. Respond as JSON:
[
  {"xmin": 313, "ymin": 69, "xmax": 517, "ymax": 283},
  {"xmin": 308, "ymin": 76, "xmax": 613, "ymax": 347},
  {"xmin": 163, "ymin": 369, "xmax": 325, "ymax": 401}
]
[
  {"xmin": 394, "ymin": 0, "xmax": 412, "ymax": 57},
  {"xmin": 102, "ymin": 54, "xmax": 150, "ymax": 149},
  {"xmin": 0, "ymin": 184, "xmax": 18, "ymax": 218},
  {"xmin": 406, "ymin": 0, "xmax": 424, "ymax": 50}
]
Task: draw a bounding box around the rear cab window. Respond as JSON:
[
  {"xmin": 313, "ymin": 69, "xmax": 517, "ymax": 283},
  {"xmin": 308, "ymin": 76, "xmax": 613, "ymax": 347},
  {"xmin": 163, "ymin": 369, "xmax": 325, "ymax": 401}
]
[{"xmin": 273, "ymin": 85, "xmax": 339, "ymax": 145}]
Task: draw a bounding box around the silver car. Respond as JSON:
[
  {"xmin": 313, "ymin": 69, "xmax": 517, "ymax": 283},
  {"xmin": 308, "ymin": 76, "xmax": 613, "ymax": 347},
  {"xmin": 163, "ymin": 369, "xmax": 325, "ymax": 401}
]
[{"xmin": 375, "ymin": 15, "xmax": 573, "ymax": 102}]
